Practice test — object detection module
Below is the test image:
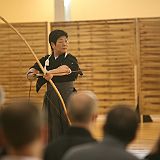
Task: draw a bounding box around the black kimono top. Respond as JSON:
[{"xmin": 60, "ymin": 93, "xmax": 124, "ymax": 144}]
[{"xmin": 31, "ymin": 53, "xmax": 81, "ymax": 92}]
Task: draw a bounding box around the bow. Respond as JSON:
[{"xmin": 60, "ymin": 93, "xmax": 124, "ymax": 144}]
[{"xmin": 0, "ymin": 16, "xmax": 71, "ymax": 125}]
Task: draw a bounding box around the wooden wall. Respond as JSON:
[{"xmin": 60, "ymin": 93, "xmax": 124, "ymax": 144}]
[
  {"xmin": 0, "ymin": 18, "xmax": 160, "ymax": 115},
  {"xmin": 51, "ymin": 19, "xmax": 136, "ymax": 113},
  {"xmin": 138, "ymin": 18, "xmax": 160, "ymax": 114},
  {"xmin": 0, "ymin": 22, "xmax": 48, "ymax": 107}
]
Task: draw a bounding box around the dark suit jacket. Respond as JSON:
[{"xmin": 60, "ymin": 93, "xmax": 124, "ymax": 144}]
[
  {"xmin": 62, "ymin": 135, "xmax": 140, "ymax": 160},
  {"xmin": 145, "ymin": 154, "xmax": 160, "ymax": 160},
  {"xmin": 43, "ymin": 126, "xmax": 96, "ymax": 160}
]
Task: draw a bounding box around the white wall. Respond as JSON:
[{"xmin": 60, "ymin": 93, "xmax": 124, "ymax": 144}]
[
  {"xmin": 70, "ymin": 0, "xmax": 160, "ymax": 20},
  {"xmin": 0, "ymin": 0, "xmax": 160, "ymax": 23},
  {"xmin": 0, "ymin": 0, "xmax": 54, "ymax": 22}
]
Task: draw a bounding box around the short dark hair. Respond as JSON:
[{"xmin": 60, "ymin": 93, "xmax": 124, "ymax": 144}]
[
  {"xmin": 0, "ymin": 101, "xmax": 42, "ymax": 149},
  {"xmin": 49, "ymin": 29, "xmax": 68, "ymax": 45},
  {"xmin": 103, "ymin": 104, "xmax": 139, "ymax": 144}
]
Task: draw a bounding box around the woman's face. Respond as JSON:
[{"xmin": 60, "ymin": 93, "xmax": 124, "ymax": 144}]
[{"xmin": 52, "ymin": 36, "xmax": 69, "ymax": 55}]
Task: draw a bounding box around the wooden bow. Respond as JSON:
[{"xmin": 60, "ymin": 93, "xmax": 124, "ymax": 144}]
[{"xmin": 0, "ymin": 16, "xmax": 71, "ymax": 125}]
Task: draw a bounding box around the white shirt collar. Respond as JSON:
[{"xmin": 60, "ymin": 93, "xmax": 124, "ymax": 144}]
[{"xmin": 54, "ymin": 52, "xmax": 68, "ymax": 59}]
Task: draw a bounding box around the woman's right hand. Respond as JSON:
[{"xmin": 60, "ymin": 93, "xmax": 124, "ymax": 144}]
[{"xmin": 27, "ymin": 68, "xmax": 39, "ymax": 81}]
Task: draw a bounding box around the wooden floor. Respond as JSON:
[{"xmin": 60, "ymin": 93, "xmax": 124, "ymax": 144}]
[{"xmin": 91, "ymin": 115, "xmax": 160, "ymax": 159}]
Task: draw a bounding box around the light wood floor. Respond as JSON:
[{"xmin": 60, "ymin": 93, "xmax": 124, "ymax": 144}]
[{"xmin": 91, "ymin": 115, "xmax": 160, "ymax": 159}]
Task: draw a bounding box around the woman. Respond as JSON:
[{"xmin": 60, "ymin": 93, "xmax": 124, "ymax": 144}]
[{"xmin": 27, "ymin": 29, "xmax": 82, "ymax": 142}]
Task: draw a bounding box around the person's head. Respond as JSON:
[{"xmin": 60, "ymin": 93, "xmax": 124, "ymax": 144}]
[
  {"xmin": 0, "ymin": 100, "xmax": 44, "ymax": 153},
  {"xmin": 49, "ymin": 29, "xmax": 69, "ymax": 55},
  {"xmin": 103, "ymin": 104, "xmax": 139, "ymax": 145},
  {"xmin": 67, "ymin": 91, "xmax": 98, "ymax": 127}
]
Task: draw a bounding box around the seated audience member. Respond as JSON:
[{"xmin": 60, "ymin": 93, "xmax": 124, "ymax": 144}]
[
  {"xmin": 144, "ymin": 135, "xmax": 160, "ymax": 160},
  {"xmin": 62, "ymin": 104, "xmax": 140, "ymax": 160},
  {"xmin": 44, "ymin": 91, "xmax": 98, "ymax": 160},
  {"xmin": 0, "ymin": 100, "xmax": 46, "ymax": 160}
]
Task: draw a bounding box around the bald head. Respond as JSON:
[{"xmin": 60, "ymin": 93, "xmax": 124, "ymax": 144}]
[{"xmin": 67, "ymin": 91, "xmax": 98, "ymax": 123}]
